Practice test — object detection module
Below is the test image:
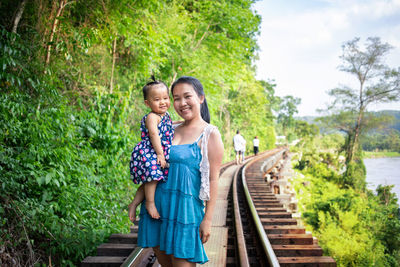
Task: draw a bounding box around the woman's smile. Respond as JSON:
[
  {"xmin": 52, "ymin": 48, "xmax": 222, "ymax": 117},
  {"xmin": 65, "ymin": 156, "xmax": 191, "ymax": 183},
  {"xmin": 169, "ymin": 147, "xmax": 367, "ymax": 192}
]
[{"xmin": 173, "ymin": 83, "xmax": 203, "ymax": 120}]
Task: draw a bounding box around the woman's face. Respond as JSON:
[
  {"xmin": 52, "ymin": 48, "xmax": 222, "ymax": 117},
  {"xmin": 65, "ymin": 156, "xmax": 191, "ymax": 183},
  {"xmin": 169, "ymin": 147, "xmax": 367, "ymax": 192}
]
[{"xmin": 172, "ymin": 83, "xmax": 204, "ymax": 121}]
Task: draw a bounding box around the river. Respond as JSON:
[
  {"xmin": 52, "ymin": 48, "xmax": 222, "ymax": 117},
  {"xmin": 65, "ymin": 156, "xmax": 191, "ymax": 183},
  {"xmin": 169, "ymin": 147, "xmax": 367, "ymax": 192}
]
[{"xmin": 364, "ymin": 157, "xmax": 400, "ymax": 205}]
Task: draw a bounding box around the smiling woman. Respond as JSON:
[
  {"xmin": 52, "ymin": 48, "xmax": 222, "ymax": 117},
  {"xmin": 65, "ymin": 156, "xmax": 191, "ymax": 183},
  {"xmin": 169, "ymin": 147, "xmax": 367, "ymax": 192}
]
[
  {"xmin": 133, "ymin": 76, "xmax": 224, "ymax": 267},
  {"xmin": 172, "ymin": 77, "xmax": 211, "ymax": 124}
]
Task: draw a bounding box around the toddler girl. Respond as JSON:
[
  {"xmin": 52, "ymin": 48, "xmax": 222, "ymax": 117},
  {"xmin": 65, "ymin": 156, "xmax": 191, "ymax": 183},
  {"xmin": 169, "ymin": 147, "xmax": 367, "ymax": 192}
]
[{"xmin": 129, "ymin": 77, "xmax": 173, "ymax": 219}]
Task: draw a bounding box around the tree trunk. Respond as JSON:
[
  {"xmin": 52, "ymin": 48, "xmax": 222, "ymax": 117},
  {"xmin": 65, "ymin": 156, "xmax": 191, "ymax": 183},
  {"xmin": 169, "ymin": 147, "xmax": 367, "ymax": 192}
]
[
  {"xmin": 346, "ymin": 109, "xmax": 364, "ymax": 164},
  {"xmin": 110, "ymin": 37, "xmax": 117, "ymax": 94},
  {"xmin": 11, "ymin": 0, "xmax": 28, "ymax": 34},
  {"xmin": 42, "ymin": 1, "xmax": 57, "ymax": 44},
  {"xmin": 45, "ymin": 0, "xmax": 67, "ymax": 66}
]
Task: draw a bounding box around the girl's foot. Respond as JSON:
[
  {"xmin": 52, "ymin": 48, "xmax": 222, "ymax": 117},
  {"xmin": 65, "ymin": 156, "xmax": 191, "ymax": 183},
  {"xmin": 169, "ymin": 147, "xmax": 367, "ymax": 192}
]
[
  {"xmin": 128, "ymin": 201, "xmax": 139, "ymax": 223},
  {"xmin": 145, "ymin": 201, "xmax": 160, "ymax": 219}
]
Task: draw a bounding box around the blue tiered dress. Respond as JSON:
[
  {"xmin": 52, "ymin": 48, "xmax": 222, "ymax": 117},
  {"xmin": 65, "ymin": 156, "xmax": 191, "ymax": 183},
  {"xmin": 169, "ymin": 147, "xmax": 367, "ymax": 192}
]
[{"xmin": 137, "ymin": 134, "xmax": 208, "ymax": 264}]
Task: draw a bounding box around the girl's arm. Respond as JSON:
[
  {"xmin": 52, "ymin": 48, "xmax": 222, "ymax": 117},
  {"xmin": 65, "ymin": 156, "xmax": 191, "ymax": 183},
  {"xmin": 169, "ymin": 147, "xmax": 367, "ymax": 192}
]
[
  {"xmin": 145, "ymin": 113, "xmax": 166, "ymax": 168},
  {"xmin": 199, "ymin": 130, "xmax": 224, "ymax": 243}
]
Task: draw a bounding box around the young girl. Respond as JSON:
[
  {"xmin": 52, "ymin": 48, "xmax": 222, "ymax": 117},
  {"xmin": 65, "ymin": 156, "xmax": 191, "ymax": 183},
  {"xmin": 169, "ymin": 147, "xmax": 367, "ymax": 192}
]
[{"xmin": 129, "ymin": 77, "xmax": 173, "ymax": 219}]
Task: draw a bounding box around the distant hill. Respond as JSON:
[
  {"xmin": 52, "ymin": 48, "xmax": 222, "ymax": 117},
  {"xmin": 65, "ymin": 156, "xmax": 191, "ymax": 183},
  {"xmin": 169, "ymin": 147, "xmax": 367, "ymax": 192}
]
[
  {"xmin": 374, "ymin": 110, "xmax": 400, "ymax": 132},
  {"xmin": 296, "ymin": 110, "xmax": 400, "ymax": 133}
]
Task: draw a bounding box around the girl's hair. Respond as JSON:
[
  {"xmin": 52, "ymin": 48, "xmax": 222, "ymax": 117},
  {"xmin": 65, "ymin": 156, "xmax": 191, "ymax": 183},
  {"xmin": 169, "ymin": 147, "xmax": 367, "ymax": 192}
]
[
  {"xmin": 171, "ymin": 76, "xmax": 210, "ymax": 123},
  {"xmin": 142, "ymin": 75, "xmax": 168, "ymax": 100}
]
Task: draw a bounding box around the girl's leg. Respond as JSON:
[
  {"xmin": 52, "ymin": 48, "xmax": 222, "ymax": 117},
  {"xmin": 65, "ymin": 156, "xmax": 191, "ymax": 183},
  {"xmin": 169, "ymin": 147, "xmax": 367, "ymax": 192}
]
[
  {"xmin": 153, "ymin": 246, "xmax": 172, "ymax": 267},
  {"xmin": 128, "ymin": 184, "xmax": 144, "ymax": 223},
  {"xmin": 172, "ymin": 257, "xmax": 196, "ymax": 267},
  {"xmin": 144, "ymin": 180, "xmax": 160, "ymax": 219}
]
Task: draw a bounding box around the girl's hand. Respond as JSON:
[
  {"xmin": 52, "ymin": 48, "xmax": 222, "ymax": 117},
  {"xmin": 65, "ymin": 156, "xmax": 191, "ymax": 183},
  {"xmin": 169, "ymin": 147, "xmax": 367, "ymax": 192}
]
[
  {"xmin": 199, "ymin": 219, "xmax": 212, "ymax": 243},
  {"xmin": 157, "ymin": 154, "xmax": 167, "ymax": 168}
]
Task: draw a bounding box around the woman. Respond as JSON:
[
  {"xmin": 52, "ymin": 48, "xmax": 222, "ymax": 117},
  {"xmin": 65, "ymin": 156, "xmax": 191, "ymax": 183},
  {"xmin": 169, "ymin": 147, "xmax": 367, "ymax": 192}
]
[{"xmin": 132, "ymin": 76, "xmax": 224, "ymax": 266}]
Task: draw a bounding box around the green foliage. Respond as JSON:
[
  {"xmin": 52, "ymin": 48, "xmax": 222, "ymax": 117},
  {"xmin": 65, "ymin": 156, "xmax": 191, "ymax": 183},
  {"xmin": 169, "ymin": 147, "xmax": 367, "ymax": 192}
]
[
  {"xmin": 343, "ymin": 160, "xmax": 366, "ymax": 191},
  {"xmin": 0, "ymin": 30, "xmax": 136, "ymax": 264},
  {"xmin": 0, "ymin": 88, "xmax": 137, "ymax": 264},
  {"xmin": 362, "ymin": 130, "xmax": 400, "ymax": 153},
  {"xmin": 363, "ymin": 150, "xmax": 400, "ymax": 158},
  {"xmin": 293, "ymin": 133, "xmax": 400, "ymax": 266},
  {"xmin": 0, "ymin": 0, "xmax": 278, "ymax": 265},
  {"xmin": 294, "ymin": 172, "xmax": 400, "ymax": 266}
]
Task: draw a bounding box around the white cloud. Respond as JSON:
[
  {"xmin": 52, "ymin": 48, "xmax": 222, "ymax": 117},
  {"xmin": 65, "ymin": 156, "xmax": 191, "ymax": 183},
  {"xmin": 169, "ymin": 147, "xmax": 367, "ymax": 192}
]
[
  {"xmin": 254, "ymin": 0, "xmax": 400, "ymax": 116},
  {"xmin": 349, "ymin": 0, "xmax": 400, "ymax": 18}
]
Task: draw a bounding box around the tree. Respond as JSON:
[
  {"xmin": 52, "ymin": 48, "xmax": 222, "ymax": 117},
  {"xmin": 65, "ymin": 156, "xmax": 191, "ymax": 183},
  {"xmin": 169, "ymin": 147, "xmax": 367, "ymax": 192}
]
[
  {"xmin": 324, "ymin": 37, "xmax": 400, "ymax": 165},
  {"xmin": 276, "ymin": 95, "xmax": 301, "ymax": 138}
]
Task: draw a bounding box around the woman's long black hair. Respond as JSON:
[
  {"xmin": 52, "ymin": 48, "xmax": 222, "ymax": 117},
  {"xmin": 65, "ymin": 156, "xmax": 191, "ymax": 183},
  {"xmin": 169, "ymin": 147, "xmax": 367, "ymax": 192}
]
[{"xmin": 171, "ymin": 76, "xmax": 210, "ymax": 123}]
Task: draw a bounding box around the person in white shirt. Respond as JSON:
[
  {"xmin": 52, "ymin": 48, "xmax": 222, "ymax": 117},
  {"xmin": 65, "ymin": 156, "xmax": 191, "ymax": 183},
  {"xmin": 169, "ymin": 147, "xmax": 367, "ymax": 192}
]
[
  {"xmin": 233, "ymin": 130, "xmax": 246, "ymax": 164},
  {"xmin": 253, "ymin": 136, "xmax": 259, "ymax": 155}
]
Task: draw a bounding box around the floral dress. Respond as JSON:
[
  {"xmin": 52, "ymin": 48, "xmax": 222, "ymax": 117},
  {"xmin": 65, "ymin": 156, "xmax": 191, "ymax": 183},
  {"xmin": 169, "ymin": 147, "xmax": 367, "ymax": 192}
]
[{"xmin": 130, "ymin": 112, "xmax": 173, "ymax": 184}]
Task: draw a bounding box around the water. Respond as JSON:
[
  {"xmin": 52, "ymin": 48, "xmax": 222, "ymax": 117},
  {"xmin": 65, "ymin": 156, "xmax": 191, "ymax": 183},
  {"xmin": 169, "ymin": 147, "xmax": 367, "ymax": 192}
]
[{"xmin": 364, "ymin": 157, "xmax": 400, "ymax": 205}]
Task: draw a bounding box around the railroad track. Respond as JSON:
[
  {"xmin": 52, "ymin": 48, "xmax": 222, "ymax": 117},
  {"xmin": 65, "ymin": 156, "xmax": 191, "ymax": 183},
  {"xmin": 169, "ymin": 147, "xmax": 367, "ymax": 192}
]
[
  {"xmin": 81, "ymin": 149, "xmax": 336, "ymax": 266},
  {"xmin": 227, "ymin": 148, "xmax": 336, "ymax": 266}
]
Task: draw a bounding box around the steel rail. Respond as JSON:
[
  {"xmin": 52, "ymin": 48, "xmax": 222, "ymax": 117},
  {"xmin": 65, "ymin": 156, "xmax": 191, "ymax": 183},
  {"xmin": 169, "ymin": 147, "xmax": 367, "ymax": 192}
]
[
  {"xmin": 120, "ymin": 247, "xmax": 145, "ymax": 267},
  {"xmin": 233, "ymin": 164, "xmax": 251, "ymax": 267},
  {"xmin": 241, "ymin": 150, "xmax": 283, "ymax": 267}
]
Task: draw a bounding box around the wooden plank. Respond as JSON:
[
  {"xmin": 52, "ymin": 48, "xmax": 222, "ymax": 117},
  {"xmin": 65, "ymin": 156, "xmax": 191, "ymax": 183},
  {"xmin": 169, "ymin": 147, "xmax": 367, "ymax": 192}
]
[
  {"xmin": 272, "ymin": 244, "xmax": 323, "ymax": 257},
  {"xmin": 257, "ymin": 211, "xmax": 292, "ymax": 218},
  {"xmin": 211, "ymin": 199, "xmax": 228, "ymax": 227},
  {"xmin": 203, "ymin": 226, "xmax": 228, "ymax": 266},
  {"xmin": 97, "ymin": 243, "xmax": 136, "ymax": 257},
  {"xmin": 108, "ymin": 233, "xmax": 137, "ymax": 244},
  {"xmin": 81, "ymin": 256, "xmax": 125, "ymax": 267},
  {"xmin": 268, "ymin": 234, "xmax": 313, "ymax": 245},
  {"xmin": 260, "ymin": 218, "xmax": 297, "ymax": 225},
  {"xmin": 264, "ymin": 225, "xmax": 305, "ymax": 234},
  {"xmin": 278, "ymin": 256, "xmax": 336, "ymax": 267}
]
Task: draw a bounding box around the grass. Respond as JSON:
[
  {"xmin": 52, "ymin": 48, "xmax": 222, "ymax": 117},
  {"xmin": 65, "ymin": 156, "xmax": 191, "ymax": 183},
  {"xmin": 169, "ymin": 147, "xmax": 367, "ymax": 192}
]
[{"xmin": 363, "ymin": 150, "xmax": 400, "ymax": 158}]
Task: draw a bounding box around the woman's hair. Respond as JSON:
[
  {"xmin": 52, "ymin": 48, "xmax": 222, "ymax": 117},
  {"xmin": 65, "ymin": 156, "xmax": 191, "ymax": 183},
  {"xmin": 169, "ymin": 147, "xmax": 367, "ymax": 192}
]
[
  {"xmin": 171, "ymin": 76, "xmax": 210, "ymax": 123},
  {"xmin": 142, "ymin": 75, "xmax": 168, "ymax": 100}
]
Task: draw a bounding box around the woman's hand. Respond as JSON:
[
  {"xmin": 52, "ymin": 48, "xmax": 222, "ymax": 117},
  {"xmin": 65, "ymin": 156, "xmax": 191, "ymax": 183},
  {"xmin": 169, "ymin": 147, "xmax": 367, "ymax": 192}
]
[
  {"xmin": 199, "ymin": 219, "xmax": 212, "ymax": 243},
  {"xmin": 157, "ymin": 154, "xmax": 167, "ymax": 168}
]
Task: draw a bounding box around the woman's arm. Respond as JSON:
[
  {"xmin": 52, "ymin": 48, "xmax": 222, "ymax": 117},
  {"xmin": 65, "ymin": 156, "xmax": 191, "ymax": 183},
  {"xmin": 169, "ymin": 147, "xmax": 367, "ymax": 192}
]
[
  {"xmin": 199, "ymin": 130, "xmax": 224, "ymax": 243},
  {"xmin": 145, "ymin": 113, "xmax": 166, "ymax": 168}
]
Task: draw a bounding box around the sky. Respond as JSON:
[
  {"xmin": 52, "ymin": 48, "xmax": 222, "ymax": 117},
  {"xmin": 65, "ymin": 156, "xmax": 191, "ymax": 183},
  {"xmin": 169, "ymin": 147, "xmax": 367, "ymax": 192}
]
[{"xmin": 253, "ymin": 0, "xmax": 400, "ymax": 116}]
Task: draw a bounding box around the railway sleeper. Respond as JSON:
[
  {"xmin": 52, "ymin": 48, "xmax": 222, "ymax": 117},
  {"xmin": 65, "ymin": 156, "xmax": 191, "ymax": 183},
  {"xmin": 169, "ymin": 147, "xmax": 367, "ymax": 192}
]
[
  {"xmin": 80, "ymin": 256, "xmax": 127, "ymax": 267},
  {"xmin": 108, "ymin": 233, "xmax": 138, "ymax": 244},
  {"xmin": 272, "ymin": 244, "xmax": 323, "ymax": 257},
  {"xmin": 264, "ymin": 225, "xmax": 306, "ymax": 234},
  {"xmin": 260, "ymin": 218, "xmax": 297, "ymax": 225},
  {"xmin": 257, "ymin": 211, "xmax": 292, "ymax": 218},
  {"xmin": 267, "ymin": 233, "xmax": 314, "ymax": 245},
  {"xmin": 278, "ymin": 256, "xmax": 336, "ymax": 267},
  {"xmin": 97, "ymin": 243, "xmax": 136, "ymax": 257},
  {"xmin": 255, "ymin": 204, "xmax": 283, "ymax": 208},
  {"xmin": 256, "ymin": 207, "xmax": 287, "ymax": 212},
  {"xmin": 252, "ymin": 196, "xmax": 277, "ymax": 200}
]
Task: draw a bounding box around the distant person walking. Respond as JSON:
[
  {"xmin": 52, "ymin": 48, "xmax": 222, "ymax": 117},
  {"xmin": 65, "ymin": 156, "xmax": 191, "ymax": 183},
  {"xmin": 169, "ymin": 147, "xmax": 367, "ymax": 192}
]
[
  {"xmin": 233, "ymin": 130, "xmax": 246, "ymax": 164},
  {"xmin": 253, "ymin": 136, "xmax": 259, "ymax": 155}
]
